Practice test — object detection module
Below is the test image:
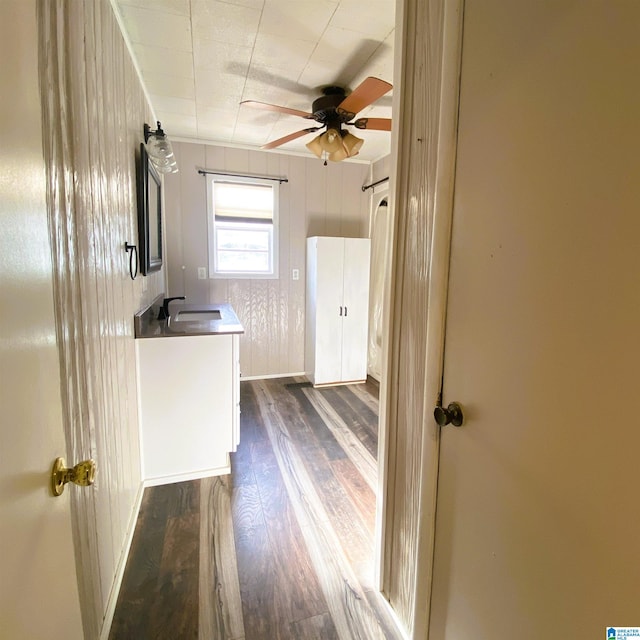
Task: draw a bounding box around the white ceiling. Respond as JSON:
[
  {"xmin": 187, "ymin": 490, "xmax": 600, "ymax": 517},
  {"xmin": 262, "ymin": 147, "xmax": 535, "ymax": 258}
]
[{"xmin": 113, "ymin": 0, "xmax": 396, "ymax": 162}]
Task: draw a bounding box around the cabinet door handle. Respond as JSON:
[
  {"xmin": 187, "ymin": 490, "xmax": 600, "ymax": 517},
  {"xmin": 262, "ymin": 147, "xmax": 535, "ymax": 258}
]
[
  {"xmin": 339, "ymin": 306, "xmax": 343, "ymax": 316},
  {"xmin": 344, "ymin": 306, "xmax": 348, "ymax": 317}
]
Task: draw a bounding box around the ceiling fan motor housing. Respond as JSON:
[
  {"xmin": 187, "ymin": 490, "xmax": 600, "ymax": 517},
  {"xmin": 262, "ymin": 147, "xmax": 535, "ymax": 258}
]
[{"xmin": 311, "ymin": 86, "xmax": 355, "ymax": 126}]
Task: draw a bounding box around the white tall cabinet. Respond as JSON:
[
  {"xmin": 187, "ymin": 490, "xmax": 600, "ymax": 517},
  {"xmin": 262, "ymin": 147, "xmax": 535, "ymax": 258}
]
[{"xmin": 306, "ymin": 236, "xmax": 371, "ymax": 386}]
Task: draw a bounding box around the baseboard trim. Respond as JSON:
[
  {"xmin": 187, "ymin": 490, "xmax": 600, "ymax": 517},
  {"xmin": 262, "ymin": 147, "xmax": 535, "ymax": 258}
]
[
  {"xmin": 142, "ymin": 461, "xmax": 231, "ymax": 487},
  {"xmin": 312, "ymin": 378, "xmax": 367, "ymax": 388},
  {"xmin": 240, "ymin": 371, "xmax": 306, "ymax": 381},
  {"xmin": 99, "ymin": 481, "xmax": 146, "ymax": 640}
]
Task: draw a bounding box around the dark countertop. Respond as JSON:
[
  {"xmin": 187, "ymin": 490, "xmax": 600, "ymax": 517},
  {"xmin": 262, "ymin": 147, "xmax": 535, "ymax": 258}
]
[{"xmin": 134, "ymin": 296, "xmax": 244, "ymax": 338}]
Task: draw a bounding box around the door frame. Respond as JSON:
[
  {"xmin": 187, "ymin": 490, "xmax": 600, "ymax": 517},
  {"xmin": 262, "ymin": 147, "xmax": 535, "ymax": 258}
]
[
  {"xmin": 412, "ymin": 4, "xmax": 464, "ymax": 631},
  {"xmin": 376, "ymin": 0, "xmax": 465, "ymax": 636}
]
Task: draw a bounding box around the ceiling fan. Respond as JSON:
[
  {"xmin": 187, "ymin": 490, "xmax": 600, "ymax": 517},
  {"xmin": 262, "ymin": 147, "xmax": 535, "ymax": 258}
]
[{"xmin": 240, "ymin": 76, "xmax": 392, "ymax": 162}]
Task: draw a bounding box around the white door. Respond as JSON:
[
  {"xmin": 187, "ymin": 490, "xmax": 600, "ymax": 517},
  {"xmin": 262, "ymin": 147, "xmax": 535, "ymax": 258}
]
[
  {"xmin": 341, "ymin": 238, "xmax": 371, "ymax": 382},
  {"xmin": 313, "ymin": 237, "xmax": 345, "ymax": 384},
  {"xmin": 0, "ymin": 1, "xmax": 83, "ymax": 635},
  {"xmin": 429, "ymin": 1, "xmax": 640, "ymax": 637}
]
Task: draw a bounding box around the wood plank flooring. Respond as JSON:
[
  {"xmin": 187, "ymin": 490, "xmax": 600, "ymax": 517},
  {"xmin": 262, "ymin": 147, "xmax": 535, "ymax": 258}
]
[{"xmin": 109, "ymin": 377, "xmax": 401, "ymax": 639}]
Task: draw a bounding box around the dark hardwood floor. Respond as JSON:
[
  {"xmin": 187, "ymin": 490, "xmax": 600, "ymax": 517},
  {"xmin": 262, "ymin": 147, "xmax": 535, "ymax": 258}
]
[{"xmin": 110, "ymin": 377, "xmax": 400, "ymax": 639}]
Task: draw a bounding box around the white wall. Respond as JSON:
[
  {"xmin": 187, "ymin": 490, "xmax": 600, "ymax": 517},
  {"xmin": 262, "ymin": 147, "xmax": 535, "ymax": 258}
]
[
  {"xmin": 371, "ymin": 154, "xmax": 392, "ymax": 184},
  {"xmin": 164, "ymin": 142, "xmax": 371, "ymax": 378}
]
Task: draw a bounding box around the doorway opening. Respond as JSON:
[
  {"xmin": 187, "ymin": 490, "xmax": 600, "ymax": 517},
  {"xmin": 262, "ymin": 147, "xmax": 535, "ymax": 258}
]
[
  {"xmin": 111, "ymin": 186, "xmax": 398, "ymax": 638},
  {"xmin": 110, "ymin": 375, "xmax": 400, "ymax": 638}
]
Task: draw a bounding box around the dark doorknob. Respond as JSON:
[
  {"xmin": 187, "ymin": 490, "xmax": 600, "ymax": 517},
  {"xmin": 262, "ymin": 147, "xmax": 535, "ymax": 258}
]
[{"xmin": 434, "ymin": 402, "xmax": 464, "ymax": 427}]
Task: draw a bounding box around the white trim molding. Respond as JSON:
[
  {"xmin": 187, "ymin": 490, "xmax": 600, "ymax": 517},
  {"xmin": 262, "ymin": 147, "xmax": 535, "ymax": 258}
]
[{"xmin": 377, "ymin": 0, "xmax": 464, "ymax": 636}]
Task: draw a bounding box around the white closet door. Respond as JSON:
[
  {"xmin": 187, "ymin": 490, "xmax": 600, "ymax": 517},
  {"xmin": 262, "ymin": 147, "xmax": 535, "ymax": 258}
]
[
  {"xmin": 314, "ymin": 237, "xmax": 345, "ymax": 384},
  {"xmin": 341, "ymin": 238, "xmax": 371, "ymax": 382}
]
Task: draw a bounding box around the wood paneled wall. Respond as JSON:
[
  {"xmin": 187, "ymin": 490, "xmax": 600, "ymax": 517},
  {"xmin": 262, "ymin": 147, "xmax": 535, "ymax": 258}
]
[
  {"xmin": 38, "ymin": 1, "xmax": 163, "ymax": 635},
  {"xmin": 164, "ymin": 143, "xmax": 371, "ymax": 378}
]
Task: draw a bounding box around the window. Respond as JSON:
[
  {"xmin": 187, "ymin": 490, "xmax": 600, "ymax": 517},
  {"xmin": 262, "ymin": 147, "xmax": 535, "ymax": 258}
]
[{"xmin": 207, "ymin": 175, "xmax": 278, "ymax": 278}]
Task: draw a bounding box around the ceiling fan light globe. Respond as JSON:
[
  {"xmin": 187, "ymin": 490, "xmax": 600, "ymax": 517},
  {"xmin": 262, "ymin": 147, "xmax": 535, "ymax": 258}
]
[
  {"xmin": 328, "ymin": 146, "xmax": 348, "ymax": 162},
  {"xmin": 326, "ymin": 128, "xmax": 339, "ymax": 143},
  {"xmin": 306, "ymin": 135, "xmax": 323, "ymax": 158},
  {"xmin": 321, "ymin": 128, "xmax": 343, "ymax": 153},
  {"xmin": 342, "ymin": 131, "xmax": 364, "ymax": 157}
]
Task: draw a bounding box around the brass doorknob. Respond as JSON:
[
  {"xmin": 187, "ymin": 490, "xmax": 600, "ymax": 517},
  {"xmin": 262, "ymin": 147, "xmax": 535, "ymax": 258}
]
[
  {"xmin": 51, "ymin": 457, "xmax": 96, "ymax": 497},
  {"xmin": 434, "ymin": 402, "xmax": 464, "ymax": 427}
]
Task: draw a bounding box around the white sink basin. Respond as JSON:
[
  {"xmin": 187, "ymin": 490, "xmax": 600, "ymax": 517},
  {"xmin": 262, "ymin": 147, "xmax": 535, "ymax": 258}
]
[{"xmin": 175, "ymin": 310, "xmax": 222, "ymax": 322}]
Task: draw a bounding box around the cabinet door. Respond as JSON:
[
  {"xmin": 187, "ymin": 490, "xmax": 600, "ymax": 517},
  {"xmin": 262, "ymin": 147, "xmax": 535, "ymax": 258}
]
[
  {"xmin": 137, "ymin": 335, "xmax": 233, "ymax": 481},
  {"xmin": 314, "ymin": 237, "xmax": 345, "ymax": 384},
  {"xmin": 341, "ymin": 238, "xmax": 371, "ymax": 382}
]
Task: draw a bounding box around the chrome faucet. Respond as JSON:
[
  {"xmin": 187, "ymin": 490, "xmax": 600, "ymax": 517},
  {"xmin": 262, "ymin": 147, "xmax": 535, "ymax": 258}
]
[{"xmin": 158, "ymin": 296, "xmax": 185, "ymax": 320}]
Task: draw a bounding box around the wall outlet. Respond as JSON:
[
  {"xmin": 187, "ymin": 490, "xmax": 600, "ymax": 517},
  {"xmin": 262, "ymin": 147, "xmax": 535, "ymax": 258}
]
[
  {"xmin": 198, "ymin": 267, "xmax": 207, "ymax": 280},
  {"xmin": 292, "ymin": 268, "xmax": 299, "ymax": 281}
]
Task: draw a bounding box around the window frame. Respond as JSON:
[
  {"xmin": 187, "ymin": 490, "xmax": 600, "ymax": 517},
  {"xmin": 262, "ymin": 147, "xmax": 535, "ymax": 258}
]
[{"xmin": 207, "ymin": 174, "xmax": 279, "ymax": 279}]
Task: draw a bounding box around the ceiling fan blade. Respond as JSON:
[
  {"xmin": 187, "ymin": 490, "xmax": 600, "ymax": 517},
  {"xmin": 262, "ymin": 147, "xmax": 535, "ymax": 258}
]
[
  {"xmin": 353, "ymin": 117, "xmax": 392, "ymax": 131},
  {"xmin": 240, "ymin": 100, "xmax": 313, "ymax": 119},
  {"xmin": 261, "ymin": 127, "xmax": 321, "ymax": 150},
  {"xmin": 337, "ymin": 77, "xmax": 392, "ymax": 118}
]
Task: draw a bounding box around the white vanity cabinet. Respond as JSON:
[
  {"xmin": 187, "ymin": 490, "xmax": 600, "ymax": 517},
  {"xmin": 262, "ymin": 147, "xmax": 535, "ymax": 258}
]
[
  {"xmin": 306, "ymin": 236, "xmax": 371, "ymax": 386},
  {"xmin": 135, "ymin": 333, "xmax": 240, "ymax": 485}
]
